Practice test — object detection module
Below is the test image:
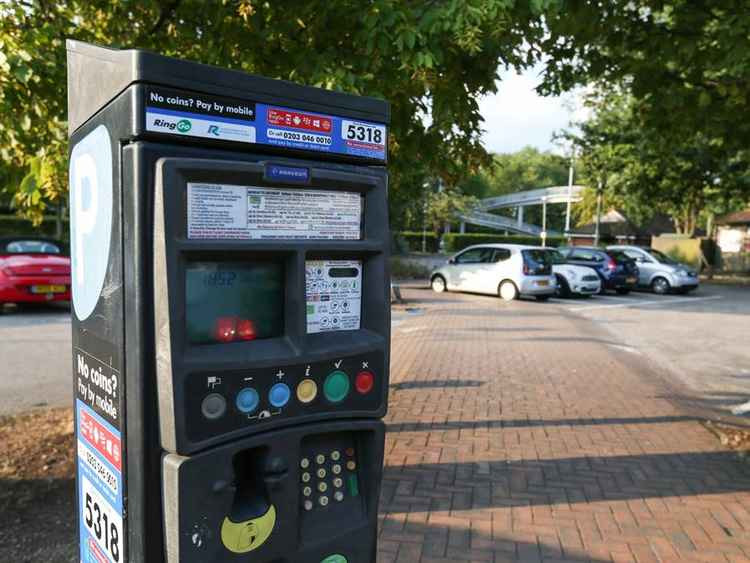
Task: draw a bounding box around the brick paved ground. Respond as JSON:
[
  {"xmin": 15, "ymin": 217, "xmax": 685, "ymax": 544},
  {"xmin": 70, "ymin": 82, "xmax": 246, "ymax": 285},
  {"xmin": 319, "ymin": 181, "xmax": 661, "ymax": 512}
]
[{"xmin": 378, "ymin": 288, "xmax": 750, "ymax": 562}]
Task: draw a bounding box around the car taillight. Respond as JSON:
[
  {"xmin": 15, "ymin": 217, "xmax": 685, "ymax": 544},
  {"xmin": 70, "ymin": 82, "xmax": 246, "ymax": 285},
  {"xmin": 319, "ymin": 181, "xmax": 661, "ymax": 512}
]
[
  {"xmin": 607, "ymin": 258, "xmax": 616, "ymax": 271},
  {"xmin": 523, "ymin": 263, "xmax": 529, "ymax": 275}
]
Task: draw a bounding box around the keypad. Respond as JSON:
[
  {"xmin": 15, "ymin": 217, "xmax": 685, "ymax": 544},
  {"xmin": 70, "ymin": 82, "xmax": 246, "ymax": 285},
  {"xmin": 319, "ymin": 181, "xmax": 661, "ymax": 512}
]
[{"xmin": 300, "ymin": 444, "xmax": 359, "ymax": 513}]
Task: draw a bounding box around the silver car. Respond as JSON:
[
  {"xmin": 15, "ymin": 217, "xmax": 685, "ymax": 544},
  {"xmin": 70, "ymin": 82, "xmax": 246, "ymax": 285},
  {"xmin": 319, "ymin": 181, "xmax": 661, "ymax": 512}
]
[
  {"xmin": 607, "ymin": 245, "xmax": 699, "ymax": 294},
  {"xmin": 430, "ymin": 244, "xmax": 557, "ymax": 301}
]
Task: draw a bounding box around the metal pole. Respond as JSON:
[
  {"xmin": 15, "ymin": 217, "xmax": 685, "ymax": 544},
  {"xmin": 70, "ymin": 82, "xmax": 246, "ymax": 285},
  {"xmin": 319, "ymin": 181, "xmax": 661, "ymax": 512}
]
[
  {"xmin": 541, "ymin": 196, "xmax": 547, "ymax": 247},
  {"xmin": 421, "ymin": 197, "xmax": 427, "ymax": 253},
  {"xmin": 565, "ymin": 158, "xmax": 574, "ymax": 234},
  {"xmin": 594, "ymin": 179, "xmax": 603, "ymax": 247}
]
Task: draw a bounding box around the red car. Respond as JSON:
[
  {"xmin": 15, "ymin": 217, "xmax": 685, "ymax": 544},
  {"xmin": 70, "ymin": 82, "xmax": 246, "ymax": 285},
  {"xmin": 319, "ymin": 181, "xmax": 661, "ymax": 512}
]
[{"xmin": 0, "ymin": 237, "xmax": 71, "ymax": 304}]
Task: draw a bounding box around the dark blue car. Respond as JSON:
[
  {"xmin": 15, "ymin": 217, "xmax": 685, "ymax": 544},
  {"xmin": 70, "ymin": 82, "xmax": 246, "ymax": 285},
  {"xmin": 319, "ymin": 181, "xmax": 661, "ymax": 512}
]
[{"xmin": 557, "ymin": 246, "xmax": 639, "ymax": 294}]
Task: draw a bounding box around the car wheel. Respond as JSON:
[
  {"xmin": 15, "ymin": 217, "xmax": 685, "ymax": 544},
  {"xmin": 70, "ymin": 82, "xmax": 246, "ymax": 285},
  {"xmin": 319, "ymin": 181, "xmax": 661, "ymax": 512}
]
[
  {"xmin": 498, "ymin": 280, "xmax": 518, "ymax": 302},
  {"xmin": 555, "ymin": 275, "xmax": 571, "ymax": 298},
  {"xmin": 535, "ymin": 295, "xmax": 550, "ymax": 302},
  {"xmin": 651, "ymin": 276, "xmax": 670, "ymax": 295},
  {"xmin": 431, "ymin": 275, "xmax": 447, "ymax": 293},
  {"xmin": 616, "ymin": 288, "xmax": 630, "ymax": 295}
]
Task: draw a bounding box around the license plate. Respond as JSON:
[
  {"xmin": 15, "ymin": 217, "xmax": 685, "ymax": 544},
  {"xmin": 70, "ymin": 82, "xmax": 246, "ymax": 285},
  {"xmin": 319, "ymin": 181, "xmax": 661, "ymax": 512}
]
[
  {"xmin": 536, "ymin": 280, "xmax": 549, "ymax": 287},
  {"xmin": 626, "ymin": 277, "xmax": 637, "ymax": 284},
  {"xmin": 31, "ymin": 284, "xmax": 66, "ymax": 294}
]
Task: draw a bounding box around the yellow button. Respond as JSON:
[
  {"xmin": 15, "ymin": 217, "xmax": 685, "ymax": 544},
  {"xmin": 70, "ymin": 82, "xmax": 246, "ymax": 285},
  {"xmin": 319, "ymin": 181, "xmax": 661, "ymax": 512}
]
[{"xmin": 297, "ymin": 379, "xmax": 318, "ymax": 404}]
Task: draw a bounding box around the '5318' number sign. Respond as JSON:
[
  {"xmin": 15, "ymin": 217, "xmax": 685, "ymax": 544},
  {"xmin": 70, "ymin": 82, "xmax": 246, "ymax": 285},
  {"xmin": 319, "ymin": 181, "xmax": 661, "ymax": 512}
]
[
  {"xmin": 341, "ymin": 120, "xmax": 386, "ymax": 146},
  {"xmin": 82, "ymin": 476, "xmax": 123, "ymax": 562}
]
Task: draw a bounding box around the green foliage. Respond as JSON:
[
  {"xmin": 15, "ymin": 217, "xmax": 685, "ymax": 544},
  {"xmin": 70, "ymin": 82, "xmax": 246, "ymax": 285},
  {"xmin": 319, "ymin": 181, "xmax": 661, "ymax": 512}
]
[
  {"xmin": 443, "ymin": 233, "xmax": 563, "ymax": 252},
  {"xmin": 424, "ymin": 187, "xmax": 478, "ymax": 233},
  {"xmin": 566, "ymin": 88, "xmax": 748, "ymax": 236},
  {"xmin": 541, "ymin": 1, "xmax": 750, "ymax": 211},
  {"xmin": 394, "ymin": 231, "xmax": 440, "ymax": 253},
  {"xmin": 390, "ymin": 257, "xmax": 431, "ymax": 280},
  {"xmin": 0, "ymin": 214, "xmax": 69, "ymax": 240},
  {"xmin": 0, "ymin": 0, "xmax": 556, "ymax": 224}
]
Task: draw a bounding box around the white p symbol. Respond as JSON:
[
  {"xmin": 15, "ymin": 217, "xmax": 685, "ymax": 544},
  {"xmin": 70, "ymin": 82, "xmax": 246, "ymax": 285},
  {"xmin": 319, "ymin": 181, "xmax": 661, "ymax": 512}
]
[
  {"xmin": 69, "ymin": 125, "xmax": 112, "ymax": 321},
  {"xmin": 73, "ymin": 153, "xmax": 97, "ymax": 285}
]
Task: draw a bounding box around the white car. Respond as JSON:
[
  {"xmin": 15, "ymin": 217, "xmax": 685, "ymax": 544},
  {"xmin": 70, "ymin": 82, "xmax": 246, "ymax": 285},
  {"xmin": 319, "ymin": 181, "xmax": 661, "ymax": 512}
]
[
  {"xmin": 430, "ymin": 244, "xmax": 557, "ymax": 301},
  {"xmin": 546, "ymin": 248, "xmax": 601, "ymax": 297}
]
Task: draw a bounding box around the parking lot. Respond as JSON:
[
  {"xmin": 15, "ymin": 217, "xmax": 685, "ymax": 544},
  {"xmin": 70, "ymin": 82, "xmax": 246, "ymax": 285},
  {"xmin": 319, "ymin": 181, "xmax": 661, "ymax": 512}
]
[
  {"xmin": 1, "ymin": 282, "xmax": 750, "ymax": 561},
  {"xmin": 383, "ymin": 285, "xmax": 750, "ymax": 561},
  {"xmin": 550, "ymin": 284, "xmax": 750, "ymax": 421},
  {"xmin": 1, "ymin": 283, "xmax": 748, "ymax": 420}
]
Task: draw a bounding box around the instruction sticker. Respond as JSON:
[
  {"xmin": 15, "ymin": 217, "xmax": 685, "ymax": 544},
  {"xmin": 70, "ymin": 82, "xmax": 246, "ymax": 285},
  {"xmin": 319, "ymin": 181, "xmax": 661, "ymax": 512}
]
[
  {"xmin": 146, "ymin": 87, "xmax": 256, "ymax": 144},
  {"xmin": 306, "ymin": 260, "xmax": 362, "ymax": 333},
  {"xmin": 77, "ymin": 399, "xmax": 124, "ymax": 563},
  {"xmin": 187, "ymin": 183, "xmax": 362, "ymax": 240}
]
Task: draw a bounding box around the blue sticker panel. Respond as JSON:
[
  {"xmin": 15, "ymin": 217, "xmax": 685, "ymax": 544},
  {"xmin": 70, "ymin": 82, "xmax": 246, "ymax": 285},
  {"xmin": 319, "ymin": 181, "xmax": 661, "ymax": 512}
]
[
  {"xmin": 256, "ymin": 103, "xmax": 387, "ymax": 161},
  {"xmin": 76, "ymin": 399, "xmax": 124, "ymax": 563},
  {"xmin": 144, "ymin": 95, "xmax": 388, "ymax": 162}
]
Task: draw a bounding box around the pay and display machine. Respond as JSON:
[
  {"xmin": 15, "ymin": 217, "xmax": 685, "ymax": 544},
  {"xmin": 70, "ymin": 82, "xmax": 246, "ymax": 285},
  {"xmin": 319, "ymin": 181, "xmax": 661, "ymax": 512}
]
[{"xmin": 67, "ymin": 41, "xmax": 389, "ymax": 563}]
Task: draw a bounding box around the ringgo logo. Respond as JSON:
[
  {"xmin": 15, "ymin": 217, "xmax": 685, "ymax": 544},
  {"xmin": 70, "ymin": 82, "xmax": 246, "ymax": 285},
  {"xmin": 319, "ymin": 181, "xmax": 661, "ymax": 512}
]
[{"xmin": 176, "ymin": 119, "xmax": 192, "ymax": 132}]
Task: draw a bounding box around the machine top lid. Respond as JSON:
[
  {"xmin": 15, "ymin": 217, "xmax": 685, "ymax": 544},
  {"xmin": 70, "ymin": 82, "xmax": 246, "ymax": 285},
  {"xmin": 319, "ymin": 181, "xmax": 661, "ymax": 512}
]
[{"xmin": 66, "ymin": 40, "xmax": 390, "ymax": 135}]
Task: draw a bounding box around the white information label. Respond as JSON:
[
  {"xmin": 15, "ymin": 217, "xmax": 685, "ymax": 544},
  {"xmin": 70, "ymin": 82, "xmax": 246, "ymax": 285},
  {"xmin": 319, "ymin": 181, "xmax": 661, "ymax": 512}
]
[
  {"xmin": 341, "ymin": 120, "xmax": 387, "ymax": 146},
  {"xmin": 187, "ymin": 183, "xmax": 362, "ymax": 240},
  {"xmin": 81, "ymin": 475, "xmax": 123, "ymax": 562},
  {"xmin": 306, "ymin": 260, "xmax": 362, "ymax": 334},
  {"xmin": 78, "ymin": 440, "xmax": 118, "ymax": 496}
]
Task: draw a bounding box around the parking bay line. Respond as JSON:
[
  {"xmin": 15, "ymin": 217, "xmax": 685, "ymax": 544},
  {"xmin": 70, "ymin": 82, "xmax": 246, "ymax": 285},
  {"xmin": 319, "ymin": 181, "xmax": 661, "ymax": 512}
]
[{"xmin": 566, "ymin": 294, "xmax": 722, "ymax": 313}]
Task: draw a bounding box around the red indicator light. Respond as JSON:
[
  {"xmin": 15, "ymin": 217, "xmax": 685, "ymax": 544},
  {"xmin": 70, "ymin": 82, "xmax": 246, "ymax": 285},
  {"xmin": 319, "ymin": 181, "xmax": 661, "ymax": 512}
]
[
  {"xmin": 237, "ymin": 319, "xmax": 257, "ymax": 341},
  {"xmin": 355, "ymin": 371, "xmax": 374, "ymax": 394},
  {"xmin": 214, "ymin": 316, "xmax": 238, "ymax": 343}
]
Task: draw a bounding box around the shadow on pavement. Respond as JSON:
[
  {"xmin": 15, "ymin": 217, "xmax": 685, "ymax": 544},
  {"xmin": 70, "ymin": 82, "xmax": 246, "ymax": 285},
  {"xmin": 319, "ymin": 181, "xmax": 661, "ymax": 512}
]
[
  {"xmin": 378, "ymin": 518, "xmax": 609, "ymax": 561},
  {"xmin": 390, "ymin": 379, "xmax": 486, "ymax": 391},
  {"xmin": 386, "ymin": 415, "xmax": 700, "ymax": 433},
  {"xmin": 0, "ymin": 477, "xmax": 76, "ymax": 563},
  {"xmin": 381, "ymin": 450, "xmax": 750, "ymax": 510}
]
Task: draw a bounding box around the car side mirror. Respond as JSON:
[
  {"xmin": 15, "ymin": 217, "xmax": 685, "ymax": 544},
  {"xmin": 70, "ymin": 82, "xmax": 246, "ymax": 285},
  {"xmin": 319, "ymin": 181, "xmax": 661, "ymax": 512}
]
[{"xmin": 447, "ymin": 258, "xmax": 455, "ymax": 264}]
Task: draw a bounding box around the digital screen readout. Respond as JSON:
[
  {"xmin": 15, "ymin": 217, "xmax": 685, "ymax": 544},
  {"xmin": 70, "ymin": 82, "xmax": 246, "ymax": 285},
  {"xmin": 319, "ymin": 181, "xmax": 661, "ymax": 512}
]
[{"xmin": 186, "ymin": 262, "xmax": 284, "ymax": 345}]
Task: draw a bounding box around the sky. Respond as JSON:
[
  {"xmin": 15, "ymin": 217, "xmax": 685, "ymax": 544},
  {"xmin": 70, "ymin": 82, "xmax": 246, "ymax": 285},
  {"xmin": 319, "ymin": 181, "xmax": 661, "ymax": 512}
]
[{"xmin": 478, "ymin": 63, "xmax": 587, "ymax": 156}]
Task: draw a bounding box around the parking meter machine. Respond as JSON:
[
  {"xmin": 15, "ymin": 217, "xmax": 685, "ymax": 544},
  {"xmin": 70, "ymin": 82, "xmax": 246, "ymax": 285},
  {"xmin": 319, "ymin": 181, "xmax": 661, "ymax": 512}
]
[{"xmin": 67, "ymin": 41, "xmax": 389, "ymax": 563}]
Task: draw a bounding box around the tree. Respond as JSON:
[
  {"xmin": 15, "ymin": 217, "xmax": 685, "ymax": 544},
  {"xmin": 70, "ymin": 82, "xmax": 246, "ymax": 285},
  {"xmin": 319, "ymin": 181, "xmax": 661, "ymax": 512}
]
[
  {"xmin": 0, "ymin": 0, "xmax": 557, "ymax": 224},
  {"xmin": 566, "ymin": 88, "xmax": 746, "ymax": 236},
  {"xmin": 539, "ymin": 0, "xmax": 750, "ymax": 205},
  {"xmin": 423, "ymin": 186, "xmax": 477, "ymax": 235}
]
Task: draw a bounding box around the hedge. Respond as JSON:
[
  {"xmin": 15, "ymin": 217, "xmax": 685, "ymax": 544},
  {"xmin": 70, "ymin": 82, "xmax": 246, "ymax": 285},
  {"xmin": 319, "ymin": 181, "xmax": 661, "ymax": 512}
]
[
  {"xmin": 0, "ymin": 215, "xmax": 69, "ymax": 240},
  {"xmin": 393, "ymin": 231, "xmax": 440, "ymax": 253},
  {"xmin": 442, "ymin": 233, "xmax": 565, "ymax": 253}
]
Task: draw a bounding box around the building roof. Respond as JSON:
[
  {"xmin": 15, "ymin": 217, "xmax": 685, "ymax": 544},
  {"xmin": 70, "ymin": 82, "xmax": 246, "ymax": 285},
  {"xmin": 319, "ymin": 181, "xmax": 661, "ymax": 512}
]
[{"xmin": 717, "ymin": 209, "xmax": 750, "ymax": 226}]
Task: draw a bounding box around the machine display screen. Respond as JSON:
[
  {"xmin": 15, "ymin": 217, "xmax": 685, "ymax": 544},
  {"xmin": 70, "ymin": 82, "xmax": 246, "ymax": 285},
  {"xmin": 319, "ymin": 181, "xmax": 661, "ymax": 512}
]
[{"xmin": 186, "ymin": 261, "xmax": 284, "ymax": 345}]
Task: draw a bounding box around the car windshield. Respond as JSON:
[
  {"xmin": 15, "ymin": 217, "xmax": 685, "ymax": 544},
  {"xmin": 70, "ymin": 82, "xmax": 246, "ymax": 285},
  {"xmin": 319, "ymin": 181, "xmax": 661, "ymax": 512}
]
[
  {"xmin": 3, "ymin": 240, "xmax": 62, "ymax": 254},
  {"xmin": 647, "ymin": 248, "xmax": 679, "ymax": 264},
  {"xmin": 546, "ymin": 249, "xmax": 566, "ymax": 265}
]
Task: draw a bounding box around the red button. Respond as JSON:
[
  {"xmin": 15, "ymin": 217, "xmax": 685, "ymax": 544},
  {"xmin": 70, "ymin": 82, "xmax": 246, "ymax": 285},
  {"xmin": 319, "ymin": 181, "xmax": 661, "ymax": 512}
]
[{"xmin": 355, "ymin": 371, "xmax": 374, "ymax": 394}]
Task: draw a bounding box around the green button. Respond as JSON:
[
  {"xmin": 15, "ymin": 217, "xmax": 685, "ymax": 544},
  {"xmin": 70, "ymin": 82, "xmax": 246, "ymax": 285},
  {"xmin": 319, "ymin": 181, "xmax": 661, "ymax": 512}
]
[
  {"xmin": 321, "ymin": 555, "xmax": 347, "ymax": 563},
  {"xmin": 324, "ymin": 371, "xmax": 350, "ymax": 403}
]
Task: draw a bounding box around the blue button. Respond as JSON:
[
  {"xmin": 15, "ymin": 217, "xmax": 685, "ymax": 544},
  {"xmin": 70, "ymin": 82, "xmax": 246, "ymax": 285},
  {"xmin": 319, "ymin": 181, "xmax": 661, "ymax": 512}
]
[
  {"xmin": 236, "ymin": 388, "xmax": 259, "ymax": 413},
  {"xmin": 269, "ymin": 383, "xmax": 291, "ymax": 408}
]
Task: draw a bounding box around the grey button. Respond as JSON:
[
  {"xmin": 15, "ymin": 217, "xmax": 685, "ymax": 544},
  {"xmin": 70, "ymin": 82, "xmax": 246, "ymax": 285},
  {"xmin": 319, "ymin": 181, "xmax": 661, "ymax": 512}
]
[{"xmin": 201, "ymin": 393, "xmax": 227, "ymax": 420}]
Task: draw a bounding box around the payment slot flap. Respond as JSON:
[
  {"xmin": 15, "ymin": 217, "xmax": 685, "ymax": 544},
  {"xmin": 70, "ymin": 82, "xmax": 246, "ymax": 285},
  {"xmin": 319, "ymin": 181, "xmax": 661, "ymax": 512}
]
[{"xmin": 162, "ymin": 420, "xmax": 384, "ymax": 563}]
